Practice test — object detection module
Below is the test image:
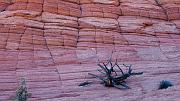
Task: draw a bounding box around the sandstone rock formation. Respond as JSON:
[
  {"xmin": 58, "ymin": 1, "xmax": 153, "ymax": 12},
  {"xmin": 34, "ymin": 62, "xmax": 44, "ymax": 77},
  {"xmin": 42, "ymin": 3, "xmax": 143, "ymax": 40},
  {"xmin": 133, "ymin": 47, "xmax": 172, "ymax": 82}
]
[{"xmin": 0, "ymin": 0, "xmax": 180, "ymax": 101}]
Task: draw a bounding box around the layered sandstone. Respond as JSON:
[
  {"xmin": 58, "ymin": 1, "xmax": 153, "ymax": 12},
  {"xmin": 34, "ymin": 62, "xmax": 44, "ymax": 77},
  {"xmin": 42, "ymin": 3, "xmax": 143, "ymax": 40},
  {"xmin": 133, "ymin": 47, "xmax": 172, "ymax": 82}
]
[{"xmin": 0, "ymin": 0, "xmax": 180, "ymax": 101}]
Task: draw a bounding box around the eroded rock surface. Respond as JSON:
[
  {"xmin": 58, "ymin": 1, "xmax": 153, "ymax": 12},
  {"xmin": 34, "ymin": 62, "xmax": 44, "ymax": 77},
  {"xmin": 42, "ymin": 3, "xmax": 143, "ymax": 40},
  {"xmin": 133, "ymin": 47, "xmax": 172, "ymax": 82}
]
[{"xmin": 0, "ymin": 0, "xmax": 180, "ymax": 101}]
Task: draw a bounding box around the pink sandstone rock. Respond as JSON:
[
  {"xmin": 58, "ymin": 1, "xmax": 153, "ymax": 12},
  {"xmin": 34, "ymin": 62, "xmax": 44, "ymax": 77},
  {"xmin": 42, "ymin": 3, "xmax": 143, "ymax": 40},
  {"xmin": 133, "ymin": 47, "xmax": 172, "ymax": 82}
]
[{"xmin": 0, "ymin": 0, "xmax": 180, "ymax": 101}]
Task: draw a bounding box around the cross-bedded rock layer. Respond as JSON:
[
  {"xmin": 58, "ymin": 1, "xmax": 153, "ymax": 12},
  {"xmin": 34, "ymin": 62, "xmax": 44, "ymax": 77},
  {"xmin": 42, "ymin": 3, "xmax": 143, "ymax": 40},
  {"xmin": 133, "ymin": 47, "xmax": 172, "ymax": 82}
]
[{"xmin": 0, "ymin": 0, "xmax": 180, "ymax": 101}]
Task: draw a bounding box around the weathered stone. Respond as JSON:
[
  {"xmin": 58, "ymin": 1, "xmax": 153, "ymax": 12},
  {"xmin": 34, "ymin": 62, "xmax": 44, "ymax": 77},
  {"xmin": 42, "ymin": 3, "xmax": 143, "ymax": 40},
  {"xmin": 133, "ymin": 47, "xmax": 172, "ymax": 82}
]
[
  {"xmin": 43, "ymin": 2, "xmax": 58, "ymax": 14},
  {"xmin": 6, "ymin": 2, "xmax": 27, "ymax": 11},
  {"xmin": 0, "ymin": 0, "xmax": 180, "ymax": 101},
  {"xmin": 80, "ymin": 0, "xmax": 119, "ymax": 6},
  {"xmin": 42, "ymin": 12, "xmax": 78, "ymax": 28},
  {"xmin": 79, "ymin": 17, "xmax": 119, "ymax": 30}
]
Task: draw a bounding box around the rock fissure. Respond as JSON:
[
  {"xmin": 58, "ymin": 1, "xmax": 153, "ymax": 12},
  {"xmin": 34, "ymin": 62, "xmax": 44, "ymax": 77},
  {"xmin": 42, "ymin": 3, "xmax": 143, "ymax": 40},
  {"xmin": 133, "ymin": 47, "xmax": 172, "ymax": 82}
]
[{"xmin": 154, "ymin": 0, "xmax": 169, "ymax": 21}]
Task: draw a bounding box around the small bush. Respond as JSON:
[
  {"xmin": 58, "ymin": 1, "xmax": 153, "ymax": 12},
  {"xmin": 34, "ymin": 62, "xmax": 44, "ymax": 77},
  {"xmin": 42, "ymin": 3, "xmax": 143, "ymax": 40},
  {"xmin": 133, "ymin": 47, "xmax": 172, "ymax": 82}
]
[{"xmin": 12, "ymin": 78, "xmax": 31, "ymax": 101}]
